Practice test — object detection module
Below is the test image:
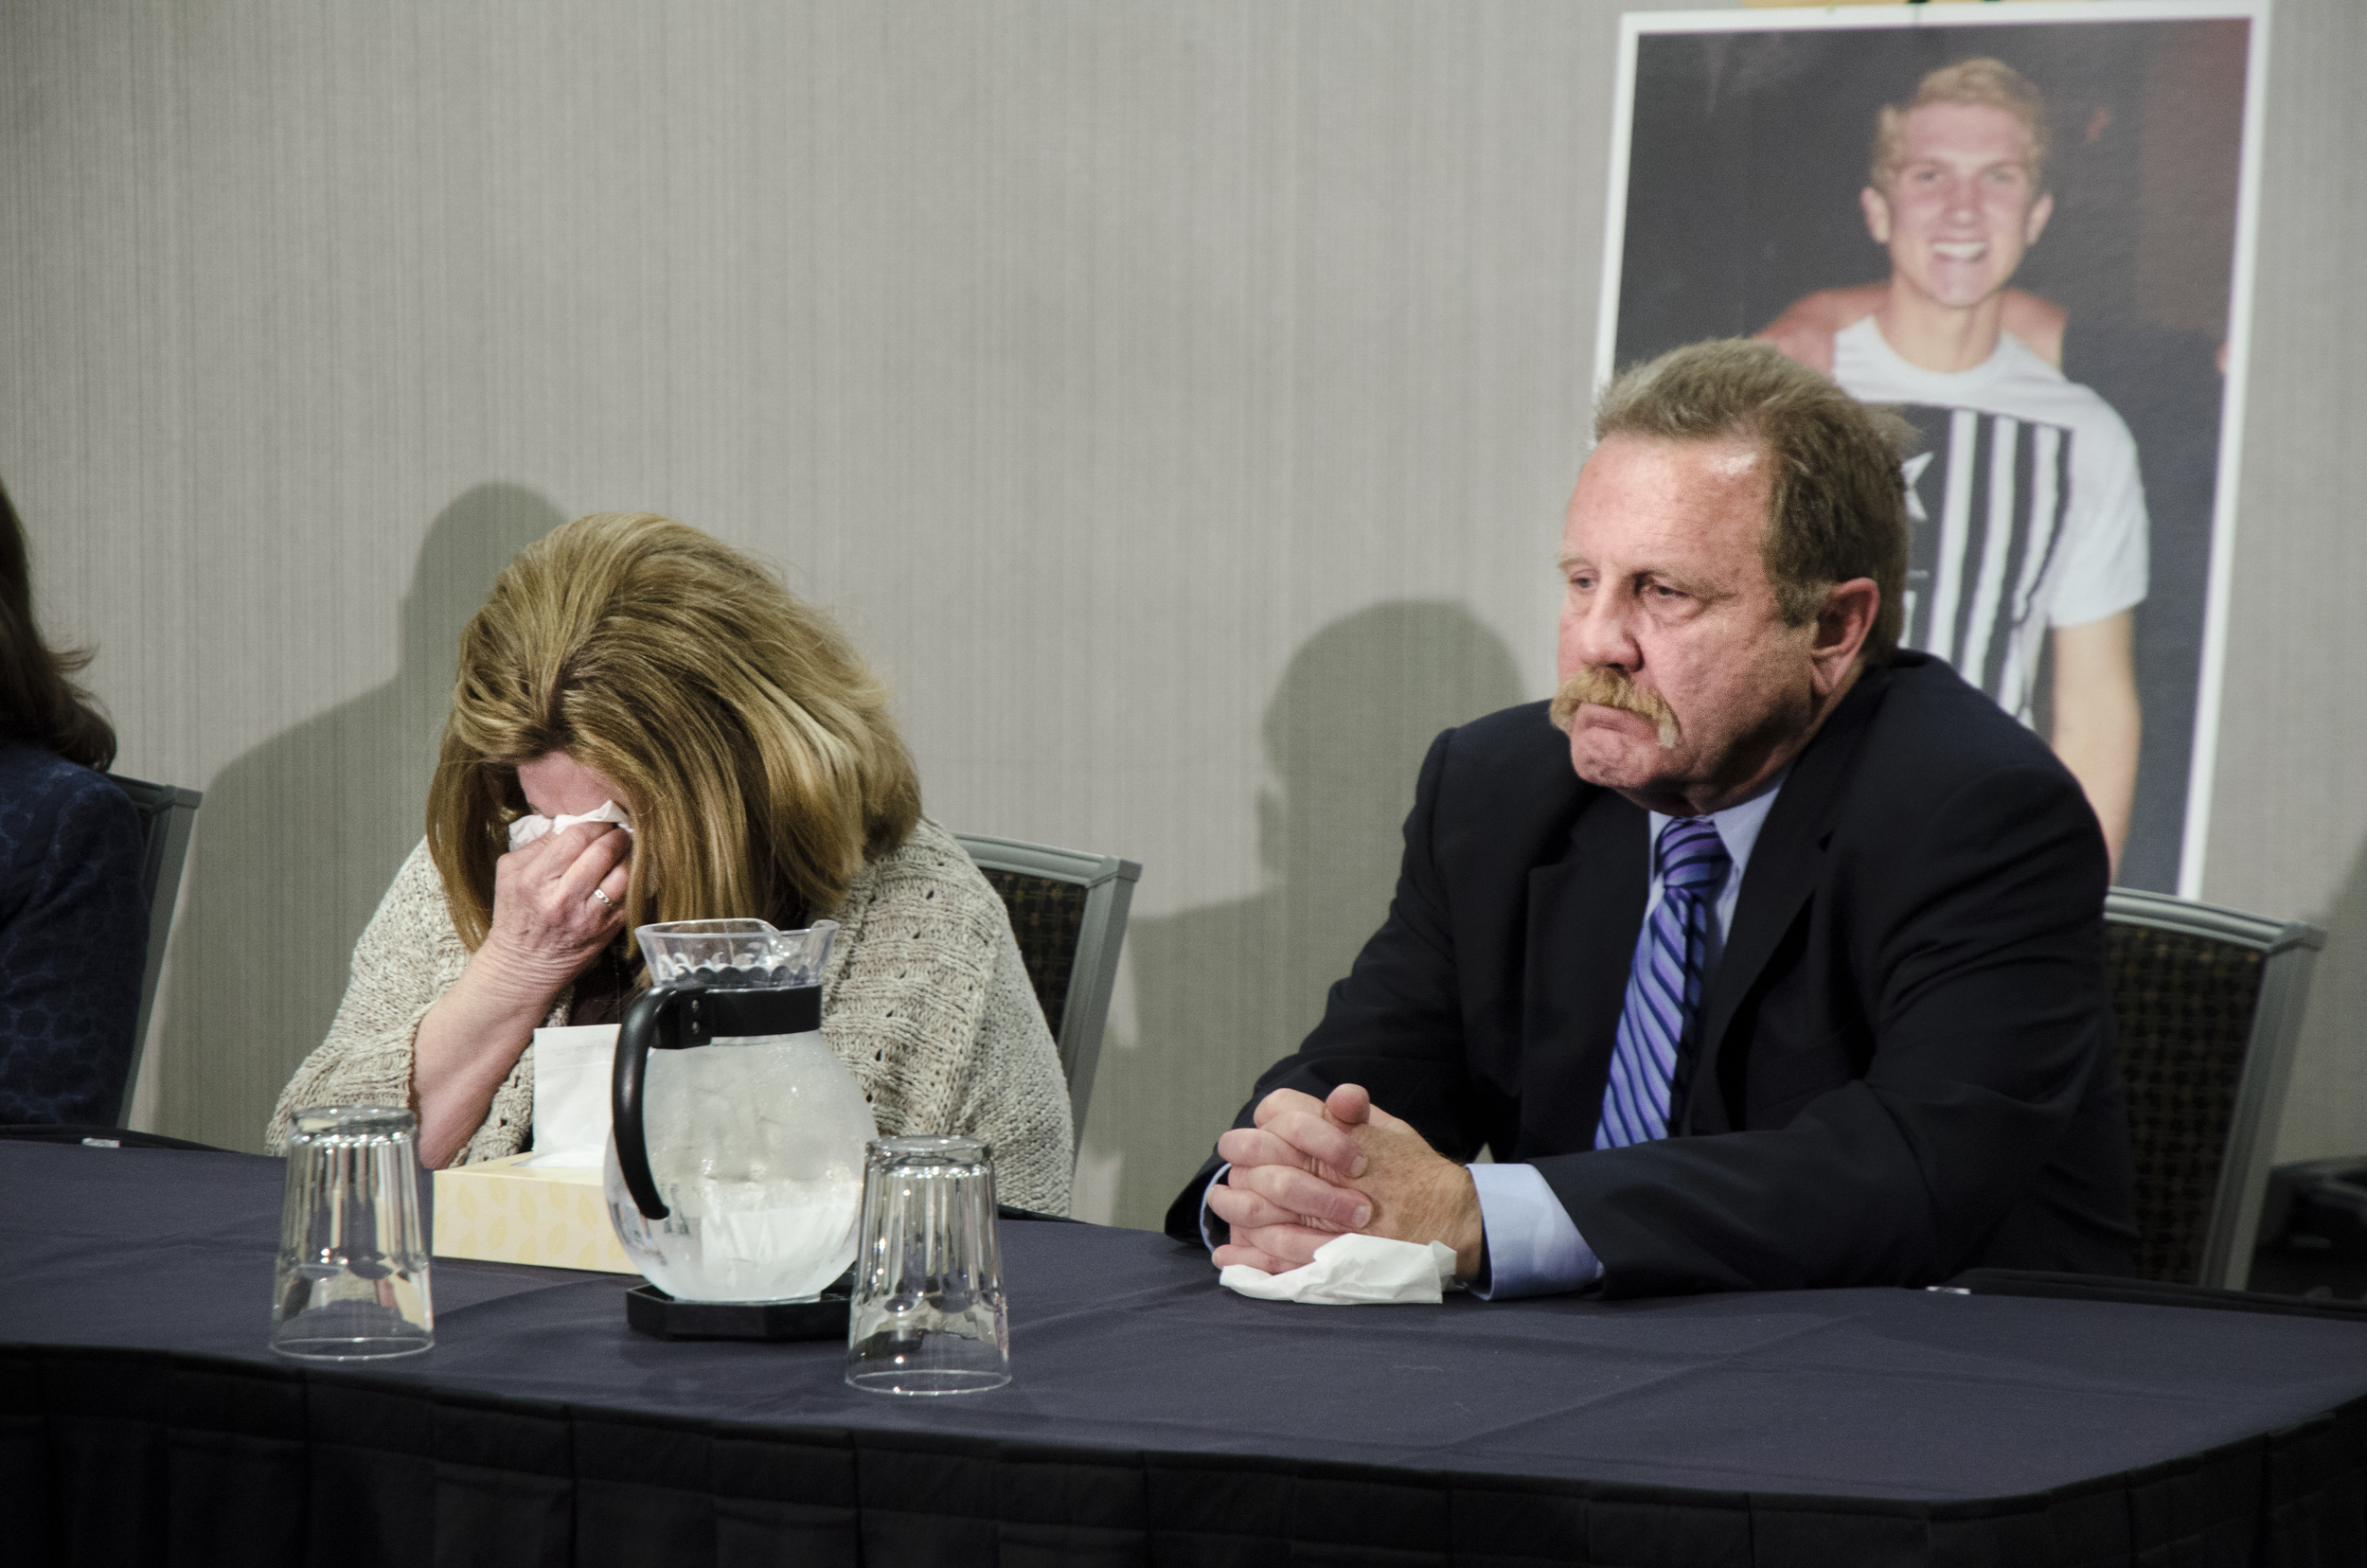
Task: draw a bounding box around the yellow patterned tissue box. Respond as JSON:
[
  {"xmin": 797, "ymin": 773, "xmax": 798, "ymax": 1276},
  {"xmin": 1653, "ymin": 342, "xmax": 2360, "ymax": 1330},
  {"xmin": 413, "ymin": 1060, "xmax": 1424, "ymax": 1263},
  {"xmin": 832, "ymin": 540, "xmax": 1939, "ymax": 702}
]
[{"xmin": 433, "ymin": 1154, "xmax": 639, "ymax": 1274}]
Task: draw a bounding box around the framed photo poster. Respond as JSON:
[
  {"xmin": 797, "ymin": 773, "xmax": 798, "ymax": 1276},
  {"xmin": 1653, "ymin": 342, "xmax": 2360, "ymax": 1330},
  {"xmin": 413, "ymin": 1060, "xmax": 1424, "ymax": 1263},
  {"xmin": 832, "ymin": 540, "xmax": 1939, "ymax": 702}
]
[{"xmin": 1596, "ymin": 1, "xmax": 2267, "ymax": 895}]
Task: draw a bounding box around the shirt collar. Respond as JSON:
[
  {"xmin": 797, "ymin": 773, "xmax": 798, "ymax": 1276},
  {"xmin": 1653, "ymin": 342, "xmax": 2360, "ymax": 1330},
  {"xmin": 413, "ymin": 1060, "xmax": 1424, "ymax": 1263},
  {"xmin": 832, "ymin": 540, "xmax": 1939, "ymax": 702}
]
[{"xmin": 1646, "ymin": 767, "xmax": 1789, "ymax": 881}]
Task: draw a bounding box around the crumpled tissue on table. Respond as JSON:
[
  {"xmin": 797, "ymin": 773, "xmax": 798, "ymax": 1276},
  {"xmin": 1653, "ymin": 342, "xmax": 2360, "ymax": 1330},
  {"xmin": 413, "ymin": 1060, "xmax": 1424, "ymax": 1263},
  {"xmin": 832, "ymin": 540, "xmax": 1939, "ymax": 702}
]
[
  {"xmin": 508, "ymin": 799, "xmax": 633, "ymax": 850},
  {"xmin": 1219, "ymin": 1234, "xmax": 1459, "ymax": 1305}
]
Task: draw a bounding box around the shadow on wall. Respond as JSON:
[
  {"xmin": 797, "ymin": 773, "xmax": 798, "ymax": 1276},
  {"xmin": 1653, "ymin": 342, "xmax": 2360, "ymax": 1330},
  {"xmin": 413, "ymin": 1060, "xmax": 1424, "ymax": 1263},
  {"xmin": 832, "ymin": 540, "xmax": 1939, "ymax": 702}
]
[
  {"xmin": 2275, "ymin": 830, "xmax": 2367, "ymax": 1170},
  {"xmin": 1081, "ymin": 601, "xmax": 1526, "ymax": 1231},
  {"xmin": 159, "ymin": 485, "xmax": 566, "ymax": 1152}
]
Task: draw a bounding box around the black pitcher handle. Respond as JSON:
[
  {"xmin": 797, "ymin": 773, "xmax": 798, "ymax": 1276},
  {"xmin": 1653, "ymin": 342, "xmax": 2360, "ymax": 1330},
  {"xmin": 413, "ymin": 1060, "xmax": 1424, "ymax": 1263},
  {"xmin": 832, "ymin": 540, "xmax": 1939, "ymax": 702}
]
[{"xmin": 613, "ymin": 988, "xmax": 675, "ymax": 1221}]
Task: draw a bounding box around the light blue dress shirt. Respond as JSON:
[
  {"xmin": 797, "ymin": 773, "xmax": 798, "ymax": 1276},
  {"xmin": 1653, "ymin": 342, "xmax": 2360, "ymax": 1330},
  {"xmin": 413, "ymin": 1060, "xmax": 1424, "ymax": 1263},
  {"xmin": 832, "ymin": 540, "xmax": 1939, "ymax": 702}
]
[
  {"xmin": 1200, "ymin": 775, "xmax": 1787, "ymax": 1298},
  {"xmin": 1473, "ymin": 776, "xmax": 1786, "ymax": 1297}
]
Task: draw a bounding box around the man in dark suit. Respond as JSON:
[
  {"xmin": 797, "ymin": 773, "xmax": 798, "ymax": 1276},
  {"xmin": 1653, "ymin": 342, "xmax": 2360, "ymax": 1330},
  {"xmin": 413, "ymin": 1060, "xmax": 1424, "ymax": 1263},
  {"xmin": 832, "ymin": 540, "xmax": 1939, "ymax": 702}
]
[{"xmin": 1167, "ymin": 339, "xmax": 2134, "ymax": 1298}]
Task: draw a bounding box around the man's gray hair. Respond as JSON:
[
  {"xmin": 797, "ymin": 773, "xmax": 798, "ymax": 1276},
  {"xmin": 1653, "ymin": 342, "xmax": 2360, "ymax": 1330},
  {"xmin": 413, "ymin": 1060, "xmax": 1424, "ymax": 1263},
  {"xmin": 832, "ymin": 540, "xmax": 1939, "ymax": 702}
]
[{"xmin": 1593, "ymin": 339, "xmax": 1913, "ymax": 662}]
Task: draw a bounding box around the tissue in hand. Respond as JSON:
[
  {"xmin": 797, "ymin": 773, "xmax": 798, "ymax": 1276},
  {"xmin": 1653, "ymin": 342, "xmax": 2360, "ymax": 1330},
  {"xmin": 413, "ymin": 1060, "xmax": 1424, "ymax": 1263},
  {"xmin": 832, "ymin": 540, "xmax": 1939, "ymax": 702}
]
[
  {"xmin": 1220, "ymin": 1233, "xmax": 1459, "ymax": 1305},
  {"xmin": 508, "ymin": 800, "xmax": 633, "ymax": 851}
]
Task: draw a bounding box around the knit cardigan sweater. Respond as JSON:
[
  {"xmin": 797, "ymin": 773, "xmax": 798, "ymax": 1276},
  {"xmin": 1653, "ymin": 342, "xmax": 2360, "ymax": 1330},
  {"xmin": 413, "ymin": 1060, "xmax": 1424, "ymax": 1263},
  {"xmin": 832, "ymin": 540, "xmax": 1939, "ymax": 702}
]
[{"xmin": 267, "ymin": 817, "xmax": 1073, "ymax": 1215}]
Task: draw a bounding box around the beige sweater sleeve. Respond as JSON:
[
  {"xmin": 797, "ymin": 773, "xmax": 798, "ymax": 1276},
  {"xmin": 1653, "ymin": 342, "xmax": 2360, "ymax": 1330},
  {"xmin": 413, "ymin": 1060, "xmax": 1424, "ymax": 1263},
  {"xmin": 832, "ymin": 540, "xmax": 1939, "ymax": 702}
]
[
  {"xmin": 820, "ymin": 819, "xmax": 1075, "ymax": 1216},
  {"xmin": 266, "ymin": 822, "xmax": 1075, "ymax": 1208},
  {"xmin": 264, "ymin": 839, "xmax": 547, "ymax": 1162}
]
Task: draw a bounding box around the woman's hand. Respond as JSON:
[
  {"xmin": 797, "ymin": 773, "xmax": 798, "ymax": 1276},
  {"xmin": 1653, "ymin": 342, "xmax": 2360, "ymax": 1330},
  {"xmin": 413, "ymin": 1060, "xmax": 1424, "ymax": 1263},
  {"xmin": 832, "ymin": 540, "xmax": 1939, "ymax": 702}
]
[
  {"xmin": 473, "ymin": 822, "xmax": 633, "ymax": 1007},
  {"xmin": 411, "ymin": 821, "xmax": 632, "ymax": 1167}
]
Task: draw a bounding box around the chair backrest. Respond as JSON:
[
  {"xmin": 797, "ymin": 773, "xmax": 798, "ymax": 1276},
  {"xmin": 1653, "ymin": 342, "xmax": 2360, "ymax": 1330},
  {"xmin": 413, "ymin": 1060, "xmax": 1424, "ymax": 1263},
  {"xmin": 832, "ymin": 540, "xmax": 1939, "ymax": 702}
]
[
  {"xmin": 103, "ymin": 775, "xmax": 203, "ymax": 1127},
  {"xmin": 955, "ymin": 832, "xmax": 1141, "ymax": 1135},
  {"xmin": 2104, "ymin": 888, "xmax": 2323, "ymax": 1290}
]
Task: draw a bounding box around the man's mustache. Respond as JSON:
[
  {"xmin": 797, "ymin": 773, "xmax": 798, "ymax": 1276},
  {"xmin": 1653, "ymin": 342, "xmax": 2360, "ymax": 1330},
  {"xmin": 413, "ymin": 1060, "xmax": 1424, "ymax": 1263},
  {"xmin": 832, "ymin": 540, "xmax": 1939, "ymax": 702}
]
[{"xmin": 1549, "ymin": 667, "xmax": 1680, "ymax": 749}]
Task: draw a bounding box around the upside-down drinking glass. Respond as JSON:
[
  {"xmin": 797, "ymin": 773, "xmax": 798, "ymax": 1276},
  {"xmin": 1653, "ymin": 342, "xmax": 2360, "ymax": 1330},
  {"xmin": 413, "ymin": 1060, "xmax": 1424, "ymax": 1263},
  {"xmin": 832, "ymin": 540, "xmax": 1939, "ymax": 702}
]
[
  {"xmin": 271, "ymin": 1105, "xmax": 435, "ymax": 1360},
  {"xmin": 845, "ymin": 1135, "xmax": 1009, "ymax": 1394}
]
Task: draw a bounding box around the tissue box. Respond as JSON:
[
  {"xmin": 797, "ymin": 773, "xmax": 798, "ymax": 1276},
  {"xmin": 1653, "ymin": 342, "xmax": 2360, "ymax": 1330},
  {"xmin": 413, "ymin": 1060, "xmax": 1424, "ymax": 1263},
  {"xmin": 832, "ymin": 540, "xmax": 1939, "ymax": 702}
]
[{"xmin": 433, "ymin": 1154, "xmax": 640, "ymax": 1274}]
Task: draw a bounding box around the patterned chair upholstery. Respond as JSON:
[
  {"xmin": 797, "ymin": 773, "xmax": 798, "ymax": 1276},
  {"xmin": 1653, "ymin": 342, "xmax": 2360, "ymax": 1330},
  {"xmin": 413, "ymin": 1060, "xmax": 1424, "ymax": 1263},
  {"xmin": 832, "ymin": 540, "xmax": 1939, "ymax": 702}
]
[
  {"xmin": 2104, "ymin": 889, "xmax": 2323, "ymax": 1288},
  {"xmin": 956, "ymin": 834, "xmax": 1141, "ymax": 1135}
]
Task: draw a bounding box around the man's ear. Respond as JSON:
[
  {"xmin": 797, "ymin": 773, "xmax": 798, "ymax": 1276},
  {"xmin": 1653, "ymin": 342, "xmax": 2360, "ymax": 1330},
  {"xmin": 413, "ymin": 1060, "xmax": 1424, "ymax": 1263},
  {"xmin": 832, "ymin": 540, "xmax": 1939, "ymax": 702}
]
[
  {"xmin": 1810, "ymin": 579, "xmax": 1880, "ymax": 695},
  {"xmin": 2022, "ymin": 189, "xmax": 2055, "ymax": 247},
  {"xmin": 1860, "ymin": 186, "xmax": 1892, "ymax": 246}
]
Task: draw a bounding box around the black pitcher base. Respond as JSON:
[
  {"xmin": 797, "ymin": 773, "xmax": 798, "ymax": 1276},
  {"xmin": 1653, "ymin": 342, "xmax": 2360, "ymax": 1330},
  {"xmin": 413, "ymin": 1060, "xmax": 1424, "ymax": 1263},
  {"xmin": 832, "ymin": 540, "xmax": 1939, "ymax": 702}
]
[{"xmin": 625, "ymin": 1283, "xmax": 851, "ymax": 1342}]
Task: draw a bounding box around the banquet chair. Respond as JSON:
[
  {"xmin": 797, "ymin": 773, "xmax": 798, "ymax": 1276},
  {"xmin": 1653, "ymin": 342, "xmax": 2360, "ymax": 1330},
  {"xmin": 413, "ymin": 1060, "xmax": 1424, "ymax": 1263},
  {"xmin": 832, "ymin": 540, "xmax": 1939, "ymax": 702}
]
[
  {"xmin": 956, "ymin": 832, "xmax": 1141, "ymax": 1135},
  {"xmin": 104, "ymin": 774, "xmax": 203, "ymax": 1127},
  {"xmin": 2104, "ymin": 887, "xmax": 2323, "ymax": 1289}
]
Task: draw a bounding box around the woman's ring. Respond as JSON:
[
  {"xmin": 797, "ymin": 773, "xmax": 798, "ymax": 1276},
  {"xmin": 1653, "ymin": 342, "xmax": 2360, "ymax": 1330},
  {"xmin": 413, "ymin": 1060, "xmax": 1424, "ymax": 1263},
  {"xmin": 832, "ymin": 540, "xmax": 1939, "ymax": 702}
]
[{"xmin": 590, "ymin": 888, "xmax": 614, "ymax": 910}]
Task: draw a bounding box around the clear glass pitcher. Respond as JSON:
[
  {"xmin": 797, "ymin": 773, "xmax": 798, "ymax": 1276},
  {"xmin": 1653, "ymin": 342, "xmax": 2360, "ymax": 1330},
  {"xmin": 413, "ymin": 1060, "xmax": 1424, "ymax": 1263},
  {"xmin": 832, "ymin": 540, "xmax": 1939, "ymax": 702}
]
[{"xmin": 603, "ymin": 918, "xmax": 879, "ymax": 1303}]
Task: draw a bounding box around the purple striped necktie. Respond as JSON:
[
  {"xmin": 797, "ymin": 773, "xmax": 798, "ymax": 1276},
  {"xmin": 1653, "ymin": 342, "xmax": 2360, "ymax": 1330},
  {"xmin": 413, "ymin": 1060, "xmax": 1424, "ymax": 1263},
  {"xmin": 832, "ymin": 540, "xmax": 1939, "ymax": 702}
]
[{"xmin": 1595, "ymin": 816, "xmax": 1732, "ymax": 1149}]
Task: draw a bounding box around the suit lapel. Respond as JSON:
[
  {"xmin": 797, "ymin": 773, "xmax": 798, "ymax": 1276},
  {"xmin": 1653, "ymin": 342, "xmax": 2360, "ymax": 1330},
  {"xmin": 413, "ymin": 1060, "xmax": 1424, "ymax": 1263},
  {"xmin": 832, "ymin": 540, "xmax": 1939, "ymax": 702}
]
[
  {"xmin": 1682, "ymin": 666, "xmax": 1891, "ymax": 1134},
  {"xmin": 1522, "ymin": 790, "xmax": 1648, "ymax": 1153}
]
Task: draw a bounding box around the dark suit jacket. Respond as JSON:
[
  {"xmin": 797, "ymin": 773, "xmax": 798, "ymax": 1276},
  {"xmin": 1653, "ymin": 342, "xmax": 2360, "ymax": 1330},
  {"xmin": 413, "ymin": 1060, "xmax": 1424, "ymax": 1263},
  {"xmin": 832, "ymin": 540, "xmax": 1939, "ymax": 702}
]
[{"xmin": 1165, "ymin": 653, "xmax": 2136, "ymax": 1296}]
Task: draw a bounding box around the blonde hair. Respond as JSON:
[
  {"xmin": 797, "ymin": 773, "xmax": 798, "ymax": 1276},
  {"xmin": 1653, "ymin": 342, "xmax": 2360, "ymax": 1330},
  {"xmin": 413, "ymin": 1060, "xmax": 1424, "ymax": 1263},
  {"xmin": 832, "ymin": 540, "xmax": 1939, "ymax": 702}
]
[
  {"xmin": 1870, "ymin": 58, "xmax": 2051, "ymax": 194},
  {"xmin": 1594, "ymin": 340, "xmax": 1914, "ymax": 663},
  {"xmin": 426, "ymin": 512, "xmax": 921, "ymax": 952}
]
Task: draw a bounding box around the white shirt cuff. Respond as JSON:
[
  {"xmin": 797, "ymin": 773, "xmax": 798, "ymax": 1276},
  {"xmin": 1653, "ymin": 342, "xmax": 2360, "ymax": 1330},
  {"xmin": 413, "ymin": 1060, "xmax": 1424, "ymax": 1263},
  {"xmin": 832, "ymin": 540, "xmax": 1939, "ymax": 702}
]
[
  {"xmin": 1199, "ymin": 1163, "xmax": 1233, "ymax": 1250},
  {"xmin": 1468, "ymin": 1161, "xmax": 1601, "ymax": 1299}
]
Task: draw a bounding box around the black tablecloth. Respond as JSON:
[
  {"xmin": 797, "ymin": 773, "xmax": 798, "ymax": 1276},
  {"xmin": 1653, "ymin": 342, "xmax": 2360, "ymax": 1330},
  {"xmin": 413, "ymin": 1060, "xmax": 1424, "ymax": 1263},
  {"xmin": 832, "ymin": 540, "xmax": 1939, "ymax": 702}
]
[{"xmin": 5, "ymin": 1142, "xmax": 2366, "ymax": 1565}]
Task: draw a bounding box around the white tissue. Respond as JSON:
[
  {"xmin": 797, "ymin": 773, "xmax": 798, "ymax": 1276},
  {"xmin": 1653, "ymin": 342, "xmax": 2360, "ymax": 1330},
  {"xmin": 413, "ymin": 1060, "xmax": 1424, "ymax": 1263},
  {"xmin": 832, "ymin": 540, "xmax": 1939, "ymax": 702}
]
[
  {"xmin": 1219, "ymin": 1233, "xmax": 1459, "ymax": 1305},
  {"xmin": 508, "ymin": 800, "xmax": 634, "ymax": 851},
  {"xmin": 517, "ymin": 1024, "xmax": 619, "ymax": 1169}
]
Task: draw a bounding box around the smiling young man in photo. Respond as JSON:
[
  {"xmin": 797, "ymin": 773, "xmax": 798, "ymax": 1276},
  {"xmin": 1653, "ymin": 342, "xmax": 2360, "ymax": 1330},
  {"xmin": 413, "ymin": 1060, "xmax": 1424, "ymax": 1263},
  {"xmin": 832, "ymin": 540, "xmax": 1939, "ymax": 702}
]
[{"xmin": 1780, "ymin": 60, "xmax": 2149, "ymax": 873}]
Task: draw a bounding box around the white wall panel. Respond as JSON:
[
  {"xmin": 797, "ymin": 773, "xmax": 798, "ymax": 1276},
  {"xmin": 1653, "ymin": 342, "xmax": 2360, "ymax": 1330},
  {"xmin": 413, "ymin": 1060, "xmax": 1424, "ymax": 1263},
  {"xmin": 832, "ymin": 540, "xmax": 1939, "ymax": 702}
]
[{"xmin": 2198, "ymin": 0, "xmax": 2367, "ymax": 1167}]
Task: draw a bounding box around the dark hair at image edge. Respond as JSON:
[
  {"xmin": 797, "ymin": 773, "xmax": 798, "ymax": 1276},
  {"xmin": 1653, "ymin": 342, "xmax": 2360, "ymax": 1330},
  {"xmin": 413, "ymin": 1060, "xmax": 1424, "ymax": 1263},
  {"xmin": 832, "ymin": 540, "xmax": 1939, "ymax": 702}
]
[
  {"xmin": 1593, "ymin": 339, "xmax": 1914, "ymax": 664},
  {"xmin": 0, "ymin": 478, "xmax": 117, "ymax": 770}
]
